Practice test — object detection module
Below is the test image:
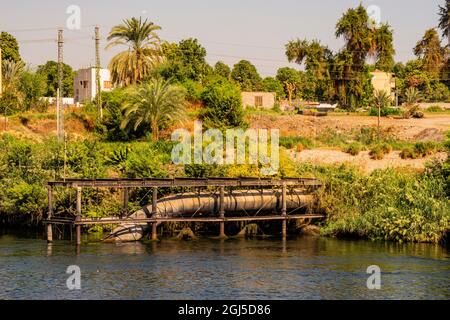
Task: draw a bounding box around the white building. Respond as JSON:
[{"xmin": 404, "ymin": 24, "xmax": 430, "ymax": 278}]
[{"xmin": 73, "ymin": 67, "xmax": 113, "ymax": 104}]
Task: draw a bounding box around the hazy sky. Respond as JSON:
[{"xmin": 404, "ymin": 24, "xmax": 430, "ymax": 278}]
[{"xmin": 0, "ymin": 0, "xmax": 446, "ymax": 76}]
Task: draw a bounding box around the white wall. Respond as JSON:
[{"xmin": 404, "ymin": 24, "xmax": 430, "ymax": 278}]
[{"xmin": 74, "ymin": 68, "xmax": 112, "ymax": 104}]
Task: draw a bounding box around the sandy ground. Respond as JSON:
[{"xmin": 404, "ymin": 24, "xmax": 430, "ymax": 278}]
[
  {"xmin": 287, "ymin": 149, "xmax": 448, "ymax": 173},
  {"xmin": 248, "ymin": 114, "xmax": 450, "ymax": 141}
]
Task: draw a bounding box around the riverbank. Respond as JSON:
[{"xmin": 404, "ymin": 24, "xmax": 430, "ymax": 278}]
[{"xmin": 0, "ymin": 110, "xmax": 449, "ymax": 244}]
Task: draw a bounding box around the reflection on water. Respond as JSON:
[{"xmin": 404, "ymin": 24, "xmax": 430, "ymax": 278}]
[{"xmin": 0, "ymin": 233, "xmax": 449, "ymax": 300}]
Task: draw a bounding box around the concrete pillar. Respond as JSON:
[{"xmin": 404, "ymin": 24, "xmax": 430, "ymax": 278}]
[
  {"xmin": 76, "ymin": 187, "xmax": 82, "ymax": 245},
  {"xmin": 47, "ymin": 186, "xmax": 53, "ymax": 243},
  {"xmin": 151, "ymin": 187, "xmax": 158, "ymax": 241},
  {"xmin": 219, "ymin": 186, "xmax": 226, "ymax": 238},
  {"xmin": 122, "ymin": 187, "xmax": 129, "ymax": 219},
  {"xmin": 281, "ymin": 183, "xmax": 287, "ymax": 239}
]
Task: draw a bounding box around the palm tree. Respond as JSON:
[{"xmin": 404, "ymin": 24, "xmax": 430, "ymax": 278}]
[
  {"xmin": 438, "ymin": 1, "xmax": 450, "ymax": 48},
  {"xmin": 373, "ymin": 90, "xmax": 391, "ymax": 138},
  {"xmin": 403, "ymin": 87, "xmax": 423, "ymax": 119},
  {"xmin": 1, "ymin": 60, "xmax": 24, "ymax": 129},
  {"xmin": 413, "ymin": 29, "xmax": 445, "ymax": 78},
  {"xmin": 121, "ymin": 78, "xmax": 186, "ymax": 141},
  {"xmin": 374, "ymin": 24, "xmax": 395, "ymax": 72},
  {"xmin": 106, "ymin": 17, "xmax": 163, "ymax": 86},
  {"xmin": 1, "ymin": 60, "xmax": 24, "ymax": 92},
  {"xmin": 335, "ymin": 5, "xmax": 375, "ymax": 67}
]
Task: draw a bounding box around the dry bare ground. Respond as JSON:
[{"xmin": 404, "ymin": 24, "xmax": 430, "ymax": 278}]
[
  {"xmin": 247, "ymin": 113, "xmax": 450, "ymax": 172},
  {"xmin": 248, "ymin": 114, "xmax": 450, "ymax": 141},
  {"xmin": 287, "ymin": 149, "xmax": 447, "ymax": 173}
]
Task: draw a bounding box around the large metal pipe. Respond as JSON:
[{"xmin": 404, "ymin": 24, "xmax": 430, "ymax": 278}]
[{"xmin": 105, "ymin": 189, "xmax": 313, "ymax": 242}]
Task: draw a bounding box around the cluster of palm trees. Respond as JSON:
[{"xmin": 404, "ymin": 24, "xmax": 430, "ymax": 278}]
[{"xmin": 106, "ymin": 17, "xmax": 186, "ymax": 140}]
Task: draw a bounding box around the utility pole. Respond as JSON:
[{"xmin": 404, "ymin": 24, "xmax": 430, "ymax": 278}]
[
  {"xmin": 0, "ymin": 47, "xmax": 3, "ymax": 97},
  {"xmin": 57, "ymin": 29, "xmax": 64, "ymax": 141},
  {"xmin": 95, "ymin": 26, "xmax": 102, "ymax": 119},
  {"xmin": 0, "ymin": 46, "xmax": 5, "ymax": 132}
]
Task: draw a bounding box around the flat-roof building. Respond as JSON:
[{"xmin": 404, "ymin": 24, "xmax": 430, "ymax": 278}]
[{"xmin": 73, "ymin": 67, "xmax": 113, "ymax": 104}]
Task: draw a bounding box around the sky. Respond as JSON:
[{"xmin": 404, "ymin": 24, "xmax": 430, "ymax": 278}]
[{"xmin": 0, "ymin": 0, "xmax": 447, "ymax": 76}]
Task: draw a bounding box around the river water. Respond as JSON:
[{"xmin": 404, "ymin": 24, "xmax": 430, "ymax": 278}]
[{"xmin": 0, "ymin": 233, "xmax": 449, "ymax": 300}]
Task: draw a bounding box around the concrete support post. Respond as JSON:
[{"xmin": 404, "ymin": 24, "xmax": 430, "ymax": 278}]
[
  {"xmin": 151, "ymin": 187, "xmax": 158, "ymax": 241},
  {"xmin": 219, "ymin": 186, "xmax": 226, "ymax": 238},
  {"xmin": 76, "ymin": 187, "xmax": 82, "ymax": 245},
  {"xmin": 122, "ymin": 188, "xmax": 129, "ymax": 219},
  {"xmin": 47, "ymin": 186, "xmax": 53, "ymax": 243},
  {"xmin": 281, "ymin": 183, "xmax": 287, "ymax": 239}
]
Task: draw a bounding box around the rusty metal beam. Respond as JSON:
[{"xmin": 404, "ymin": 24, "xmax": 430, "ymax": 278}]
[
  {"xmin": 47, "ymin": 177, "xmax": 322, "ymax": 189},
  {"xmin": 72, "ymin": 214, "xmax": 326, "ymax": 225}
]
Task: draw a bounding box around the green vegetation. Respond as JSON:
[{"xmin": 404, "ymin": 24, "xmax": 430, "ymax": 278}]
[
  {"xmin": 369, "ymin": 143, "xmax": 392, "ymax": 160},
  {"xmin": 2, "ymin": 4, "xmax": 450, "ymax": 244},
  {"xmin": 231, "ymin": 60, "xmax": 263, "ymax": 91},
  {"xmin": 120, "ymin": 78, "xmax": 187, "ymax": 140},
  {"xmin": 400, "ymin": 141, "xmax": 440, "ymax": 159},
  {"xmin": 279, "ymin": 136, "xmax": 314, "ymax": 150},
  {"xmin": 36, "ymin": 61, "xmax": 75, "ymax": 97},
  {"xmin": 344, "ymin": 142, "xmax": 362, "ymax": 156},
  {"xmin": 426, "ymin": 105, "xmax": 447, "ymax": 113},
  {"xmin": 200, "ymin": 78, "xmax": 246, "ymax": 129},
  {"xmin": 106, "ymin": 17, "xmax": 163, "ymax": 86},
  {"xmin": 300, "ymin": 164, "xmax": 450, "ymax": 244},
  {"xmin": 0, "ymin": 32, "xmax": 21, "ymax": 63}
]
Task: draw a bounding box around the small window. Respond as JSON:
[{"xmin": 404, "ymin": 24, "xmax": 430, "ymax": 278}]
[
  {"xmin": 255, "ymin": 96, "xmax": 263, "ymax": 107},
  {"xmin": 103, "ymin": 81, "xmax": 112, "ymax": 89}
]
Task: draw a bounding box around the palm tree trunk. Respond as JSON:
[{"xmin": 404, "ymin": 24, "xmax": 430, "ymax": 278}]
[
  {"xmin": 377, "ymin": 105, "xmax": 381, "ymax": 140},
  {"xmin": 151, "ymin": 121, "xmax": 159, "ymax": 141}
]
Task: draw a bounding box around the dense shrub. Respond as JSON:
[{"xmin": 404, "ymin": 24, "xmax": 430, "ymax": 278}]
[
  {"xmin": 345, "ymin": 142, "xmax": 362, "ymax": 156},
  {"xmin": 95, "ymin": 89, "xmax": 147, "ymax": 141},
  {"xmin": 279, "ymin": 136, "xmax": 314, "ymax": 150},
  {"xmin": 369, "ymin": 143, "xmax": 392, "ymax": 160},
  {"xmin": 369, "ymin": 107, "xmax": 401, "ymax": 117},
  {"xmin": 426, "ymin": 105, "xmax": 444, "ymax": 113},
  {"xmin": 297, "ymin": 164, "xmax": 450, "ymax": 243},
  {"xmin": 400, "ymin": 146, "xmax": 418, "ymax": 159},
  {"xmin": 200, "ymin": 78, "xmax": 246, "ymax": 129}
]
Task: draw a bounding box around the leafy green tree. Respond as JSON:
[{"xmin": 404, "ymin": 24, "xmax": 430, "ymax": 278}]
[
  {"xmin": 106, "ymin": 17, "xmax": 163, "ymax": 86},
  {"xmin": 262, "ymin": 77, "xmax": 285, "ymax": 100},
  {"xmin": 159, "ymin": 38, "xmax": 211, "ymax": 82},
  {"xmin": 121, "ymin": 78, "xmax": 187, "ymax": 141},
  {"xmin": 285, "ymin": 39, "xmax": 334, "ymax": 102},
  {"xmin": 19, "ymin": 70, "xmax": 47, "ymax": 111},
  {"xmin": 374, "ymin": 24, "xmax": 396, "ymax": 72},
  {"xmin": 0, "ymin": 32, "xmax": 21, "ymax": 63},
  {"xmin": 336, "ymin": 4, "xmax": 374, "ymax": 67},
  {"xmin": 36, "ymin": 61, "xmax": 74, "ymax": 97},
  {"xmin": 95, "ymin": 88, "xmax": 146, "ymax": 141},
  {"xmin": 201, "ymin": 78, "xmax": 245, "ymax": 129},
  {"xmin": 334, "ymin": 4, "xmax": 382, "ymax": 109},
  {"xmin": 231, "ymin": 60, "xmax": 262, "ymax": 91},
  {"xmin": 414, "ymin": 28, "xmax": 445, "ymax": 79},
  {"xmin": 286, "ymin": 39, "xmax": 332, "ymax": 78},
  {"xmin": 276, "ymin": 67, "xmax": 301, "ymax": 104},
  {"xmin": 214, "ymin": 61, "xmax": 231, "ymax": 79},
  {"xmin": 438, "ymin": 0, "xmax": 450, "ymax": 48}
]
